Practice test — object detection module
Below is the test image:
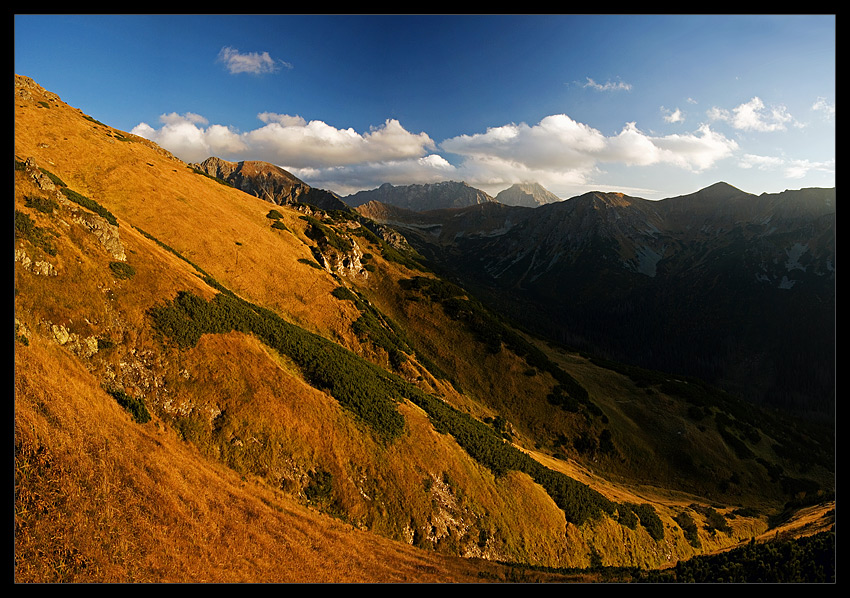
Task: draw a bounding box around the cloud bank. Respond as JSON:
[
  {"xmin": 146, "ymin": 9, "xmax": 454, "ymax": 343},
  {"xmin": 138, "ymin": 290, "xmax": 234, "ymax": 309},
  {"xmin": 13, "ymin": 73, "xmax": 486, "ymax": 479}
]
[{"xmin": 132, "ymin": 110, "xmax": 745, "ymax": 197}]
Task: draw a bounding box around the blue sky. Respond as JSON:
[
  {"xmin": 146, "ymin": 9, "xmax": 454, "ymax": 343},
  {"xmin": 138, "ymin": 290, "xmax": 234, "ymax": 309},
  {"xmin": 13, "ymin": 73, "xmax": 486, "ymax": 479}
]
[{"xmin": 15, "ymin": 14, "xmax": 835, "ymax": 200}]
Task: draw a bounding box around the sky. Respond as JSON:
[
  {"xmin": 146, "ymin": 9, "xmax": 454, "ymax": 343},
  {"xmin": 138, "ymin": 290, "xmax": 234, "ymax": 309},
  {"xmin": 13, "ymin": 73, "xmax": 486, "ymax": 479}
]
[{"xmin": 14, "ymin": 14, "xmax": 835, "ymax": 200}]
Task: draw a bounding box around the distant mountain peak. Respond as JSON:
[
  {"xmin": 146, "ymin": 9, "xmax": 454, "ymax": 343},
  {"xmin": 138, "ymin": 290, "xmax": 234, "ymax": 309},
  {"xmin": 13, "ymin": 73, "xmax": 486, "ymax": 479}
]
[
  {"xmin": 495, "ymin": 182, "xmax": 562, "ymax": 207},
  {"xmin": 189, "ymin": 156, "xmax": 349, "ymax": 211}
]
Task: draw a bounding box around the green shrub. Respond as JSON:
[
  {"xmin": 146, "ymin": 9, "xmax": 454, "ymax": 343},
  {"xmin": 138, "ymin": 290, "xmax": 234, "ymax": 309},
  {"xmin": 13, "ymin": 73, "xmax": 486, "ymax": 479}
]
[
  {"xmin": 38, "ymin": 167, "xmax": 66, "ymax": 187},
  {"xmin": 271, "ymin": 220, "xmax": 289, "ymax": 231},
  {"xmin": 297, "ymin": 257, "xmax": 324, "ymax": 270},
  {"xmin": 617, "ymin": 504, "xmax": 639, "ymax": 529},
  {"xmin": 674, "ymin": 511, "xmax": 701, "ymax": 548},
  {"xmin": 14, "ymin": 210, "xmax": 57, "ymax": 256},
  {"xmin": 266, "ymin": 209, "xmax": 284, "ymax": 220},
  {"xmin": 25, "ymin": 195, "xmax": 59, "ymax": 214},
  {"xmin": 628, "ymin": 503, "xmax": 665, "ymax": 541},
  {"xmin": 109, "ymin": 261, "xmax": 136, "ymax": 280},
  {"xmin": 690, "ymin": 504, "xmax": 732, "ymax": 535},
  {"xmin": 107, "ymin": 388, "xmax": 151, "ymax": 423}
]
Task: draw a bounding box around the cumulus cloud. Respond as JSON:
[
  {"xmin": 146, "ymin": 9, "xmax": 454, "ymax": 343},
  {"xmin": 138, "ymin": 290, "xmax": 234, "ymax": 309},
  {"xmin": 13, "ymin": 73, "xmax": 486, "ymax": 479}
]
[
  {"xmin": 243, "ymin": 117, "xmax": 436, "ymax": 168},
  {"xmin": 442, "ymin": 116, "xmax": 737, "ymax": 183},
  {"xmin": 707, "ymin": 97, "xmax": 797, "ymax": 132},
  {"xmin": 131, "ymin": 112, "xmax": 436, "ymax": 171},
  {"xmin": 217, "ymin": 46, "xmax": 291, "ymax": 75},
  {"xmin": 131, "ymin": 113, "xmax": 247, "ymax": 163},
  {"xmin": 287, "ymin": 153, "xmax": 459, "ymax": 196},
  {"xmin": 582, "ymin": 77, "xmax": 632, "ymax": 92}
]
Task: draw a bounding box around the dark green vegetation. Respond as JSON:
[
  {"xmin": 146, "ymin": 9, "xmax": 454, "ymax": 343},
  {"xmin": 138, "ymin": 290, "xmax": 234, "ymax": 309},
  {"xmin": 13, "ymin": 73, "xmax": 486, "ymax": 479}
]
[
  {"xmin": 106, "ymin": 388, "xmax": 151, "ymax": 424},
  {"xmin": 190, "ymin": 166, "xmax": 232, "ymax": 186},
  {"xmin": 332, "ymin": 285, "xmax": 413, "ymax": 370},
  {"xmin": 621, "ymin": 503, "xmax": 664, "ymax": 541},
  {"xmin": 24, "ymin": 194, "xmax": 59, "ymax": 214},
  {"xmin": 108, "ymin": 261, "xmax": 136, "ymax": 280},
  {"xmin": 15, "ymin": 210, "xmax": 57, "ymax": 256},
  {"xmin": 674, "ymin": 511, "xmax": 701, "ymax": 548},
  {"xmin": 642, "ymin": 532, "xmax": 835, "ymax": 583},
  {"xmin": 509, "ymin": 531, "xmax": 834, "ymax": 583}
]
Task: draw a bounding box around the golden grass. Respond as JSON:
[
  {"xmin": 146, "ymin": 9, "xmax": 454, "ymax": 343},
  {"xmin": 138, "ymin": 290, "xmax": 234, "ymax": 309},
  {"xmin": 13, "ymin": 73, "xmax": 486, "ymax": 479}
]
[{"xmin": 18, "ymin": 334, "xmax": 596, "ymax": 583}]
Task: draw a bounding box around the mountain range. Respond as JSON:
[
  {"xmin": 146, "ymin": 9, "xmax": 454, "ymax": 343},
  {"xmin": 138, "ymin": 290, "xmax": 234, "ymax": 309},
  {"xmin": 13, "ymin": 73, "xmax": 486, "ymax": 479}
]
[
  {"xmin": 357, "ymin": 182, "xmax": 835, "ymax": 419},
  {"xmin": 14, "ymin": 74, "xmax": 835, "ymax": 583}
]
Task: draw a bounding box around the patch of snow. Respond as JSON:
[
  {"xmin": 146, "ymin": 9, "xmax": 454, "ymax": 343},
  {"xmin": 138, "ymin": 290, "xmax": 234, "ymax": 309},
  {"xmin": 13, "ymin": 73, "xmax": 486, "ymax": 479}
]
[
  {"xmin": 778, "ymin": 276, "xmax": 797, "ymax": 289},
  {"xmin": 632, "ymin": 244, "xmax": 663, "ymax": 277},
  {"xmin": 784, "ymin": 243, "xmax": 809, "ymax": 272}
]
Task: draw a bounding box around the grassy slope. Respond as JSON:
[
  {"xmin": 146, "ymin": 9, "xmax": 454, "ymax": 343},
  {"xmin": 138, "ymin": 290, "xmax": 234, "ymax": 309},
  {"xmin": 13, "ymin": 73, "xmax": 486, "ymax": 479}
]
[{"xmin": 14, "ymin": 75, "xmax": 833, "ymax": 581}]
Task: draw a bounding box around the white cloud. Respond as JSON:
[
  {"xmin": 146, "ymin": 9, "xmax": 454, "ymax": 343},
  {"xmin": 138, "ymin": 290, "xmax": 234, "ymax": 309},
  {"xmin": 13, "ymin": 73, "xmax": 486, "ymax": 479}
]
[
  {"xmin": 131, "ymin": 112, "xmax": 436, "ymax": 170},
  {"xmin": 244, "ymin": 117, "xmax": 436, "ymax": 168},
  {"xmin": 661, "ymin": 107, "xmax": 685, "ymax": 123},
  {"xmin": 443, "ymin": 116, "xmax": 737, "ymax": 181},
  {"xmin": 708, "ymin": 97, "xmax": 797, "ymax": 132},
  {"xmin": 131, "ymin": 112, "xmax": 245, "ymax": 163},
  {"xmin": 582, "ymin": 77, "xmax": 632, "ymax": 92},
  {"xmin": 217, "ymin": 46, "xmax": 290, "ymax": 75}
]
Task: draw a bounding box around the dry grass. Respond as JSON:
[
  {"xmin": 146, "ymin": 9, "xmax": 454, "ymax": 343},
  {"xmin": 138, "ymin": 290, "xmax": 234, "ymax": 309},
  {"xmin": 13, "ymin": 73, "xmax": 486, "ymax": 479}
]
[{"xmin": 18, "ymin": 335, "xmax": 590, "ymax": 583}]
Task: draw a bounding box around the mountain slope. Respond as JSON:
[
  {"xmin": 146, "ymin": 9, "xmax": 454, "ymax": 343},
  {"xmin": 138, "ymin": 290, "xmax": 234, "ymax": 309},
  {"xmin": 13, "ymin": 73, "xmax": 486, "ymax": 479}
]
[{"xmin": 14, "ymin": 74, "xmax": 834, "ymax": 582}]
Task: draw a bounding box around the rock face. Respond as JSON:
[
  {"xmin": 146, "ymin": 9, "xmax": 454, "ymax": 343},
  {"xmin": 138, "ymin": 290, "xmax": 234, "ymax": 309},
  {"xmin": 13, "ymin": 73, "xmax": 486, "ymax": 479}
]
[
  {"xmin": 190, "ymin": 157, "xmax": 349, "ymax": 212},
  {"xmin": 494, "ymin": 182, "xmax": 562, "ymax": 207},
  {"xmin": 344, "ymin": 181, "xmax": 496, "ymax": 212}
]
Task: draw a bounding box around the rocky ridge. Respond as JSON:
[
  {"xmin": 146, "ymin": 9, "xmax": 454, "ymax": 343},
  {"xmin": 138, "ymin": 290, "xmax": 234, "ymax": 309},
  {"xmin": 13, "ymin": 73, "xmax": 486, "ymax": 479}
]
[{"xmin": 190, "ymin": 156, "xmax": 349, "ymax": 212}]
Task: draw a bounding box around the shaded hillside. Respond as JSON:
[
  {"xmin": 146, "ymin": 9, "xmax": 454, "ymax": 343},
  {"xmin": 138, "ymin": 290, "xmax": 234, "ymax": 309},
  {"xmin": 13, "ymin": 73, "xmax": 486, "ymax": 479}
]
[
  {"xmin": 368, "ymin": 185, "xmax": 836, "ymax": 419},
  {"xmin": 14, "ymin": 74, "xmax": 834, "ymax": 582},
  {"xmin": 345, "ymin": 181, "xmax": 496, "ymax": 211}
]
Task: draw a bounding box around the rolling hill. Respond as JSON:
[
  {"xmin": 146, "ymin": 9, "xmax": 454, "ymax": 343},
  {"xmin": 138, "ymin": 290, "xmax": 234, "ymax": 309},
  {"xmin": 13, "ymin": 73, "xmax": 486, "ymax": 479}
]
[{"xmin": 14, "ymin": 74, "xmax": 834, "ymax": 583}]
